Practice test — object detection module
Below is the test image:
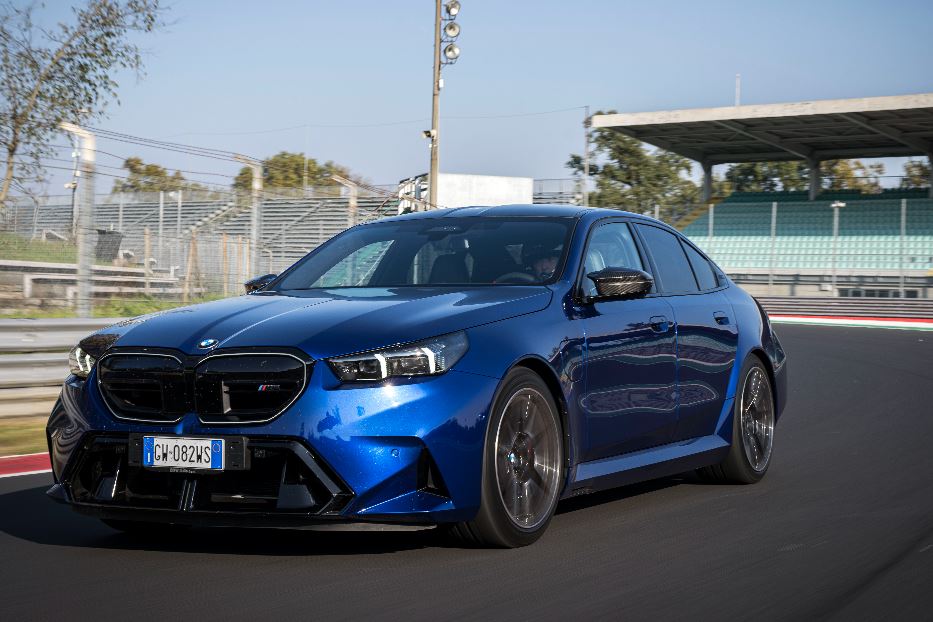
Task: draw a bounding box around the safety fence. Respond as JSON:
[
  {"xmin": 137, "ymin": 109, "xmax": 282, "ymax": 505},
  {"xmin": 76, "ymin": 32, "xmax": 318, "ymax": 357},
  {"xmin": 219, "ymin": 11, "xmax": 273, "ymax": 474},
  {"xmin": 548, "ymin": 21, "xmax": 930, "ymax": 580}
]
[
  {"xmin": 0, "ymin": 187, "xmax": 399, "ymax": 315},
  {"xmin": 2, "ymin": 187, "xmax": 932, "ymax": 316}
]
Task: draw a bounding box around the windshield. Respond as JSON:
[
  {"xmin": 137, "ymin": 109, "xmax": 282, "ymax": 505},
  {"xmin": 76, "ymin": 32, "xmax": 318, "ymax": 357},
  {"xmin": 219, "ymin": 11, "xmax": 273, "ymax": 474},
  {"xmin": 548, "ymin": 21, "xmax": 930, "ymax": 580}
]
[{"xmin": 273, "ymin": 217, "xmax": 574, "ymax": 290}]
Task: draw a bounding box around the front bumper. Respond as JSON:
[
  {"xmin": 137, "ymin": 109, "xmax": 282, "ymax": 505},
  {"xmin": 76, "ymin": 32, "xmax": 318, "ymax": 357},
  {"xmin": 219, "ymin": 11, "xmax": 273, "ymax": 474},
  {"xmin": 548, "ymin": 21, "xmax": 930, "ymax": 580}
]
[{"xmin": 47, "ymin": 364, "xmax": 501, "ymax": 525}]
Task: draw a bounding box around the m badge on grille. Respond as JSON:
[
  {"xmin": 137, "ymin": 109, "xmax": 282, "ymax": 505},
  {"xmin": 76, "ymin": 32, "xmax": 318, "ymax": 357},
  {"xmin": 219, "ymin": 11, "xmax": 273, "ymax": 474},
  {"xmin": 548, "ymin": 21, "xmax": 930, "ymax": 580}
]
[{"xmin": 257, "ymin": 384, "xmax": 281, "ymax": 392}]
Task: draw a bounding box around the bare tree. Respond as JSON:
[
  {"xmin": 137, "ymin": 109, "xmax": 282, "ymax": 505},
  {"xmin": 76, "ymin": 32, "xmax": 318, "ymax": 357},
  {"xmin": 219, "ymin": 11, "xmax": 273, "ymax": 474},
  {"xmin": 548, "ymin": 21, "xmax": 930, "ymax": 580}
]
[{"xmin": 0, "ymin": 0, "xmax": 166, "ymax": 219}]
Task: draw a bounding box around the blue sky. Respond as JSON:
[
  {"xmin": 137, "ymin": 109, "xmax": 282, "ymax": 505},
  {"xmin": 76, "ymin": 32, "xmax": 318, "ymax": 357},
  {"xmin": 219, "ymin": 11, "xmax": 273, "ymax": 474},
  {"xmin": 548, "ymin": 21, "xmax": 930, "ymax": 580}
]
[{"xmin": 37, "ymin": 0, "xmax": 933, "ymax": 193}]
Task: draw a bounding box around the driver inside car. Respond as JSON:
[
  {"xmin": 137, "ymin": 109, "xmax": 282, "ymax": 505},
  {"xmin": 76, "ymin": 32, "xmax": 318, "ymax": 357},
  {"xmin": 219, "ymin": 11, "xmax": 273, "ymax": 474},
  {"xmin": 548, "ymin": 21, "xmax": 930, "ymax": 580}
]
[{"xmin": 523, "ymin": 245, "xmax": 562, "ymax": 281}]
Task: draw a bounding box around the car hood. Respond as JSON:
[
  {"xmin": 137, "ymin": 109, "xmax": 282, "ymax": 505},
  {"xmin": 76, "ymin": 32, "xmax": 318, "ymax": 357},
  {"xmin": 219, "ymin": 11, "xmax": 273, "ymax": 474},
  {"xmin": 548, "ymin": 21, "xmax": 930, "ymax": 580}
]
[{"xmin": 98, "ymin": 287, "xmax": 552, "ymax": 359}]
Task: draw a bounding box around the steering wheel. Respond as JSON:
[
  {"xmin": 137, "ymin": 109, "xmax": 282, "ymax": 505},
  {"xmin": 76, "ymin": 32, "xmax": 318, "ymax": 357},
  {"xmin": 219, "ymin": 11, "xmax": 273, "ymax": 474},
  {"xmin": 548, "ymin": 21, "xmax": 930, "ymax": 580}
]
[{"xmin": 494, "ymin": 271, "xmax": 538, "ymax": 284}]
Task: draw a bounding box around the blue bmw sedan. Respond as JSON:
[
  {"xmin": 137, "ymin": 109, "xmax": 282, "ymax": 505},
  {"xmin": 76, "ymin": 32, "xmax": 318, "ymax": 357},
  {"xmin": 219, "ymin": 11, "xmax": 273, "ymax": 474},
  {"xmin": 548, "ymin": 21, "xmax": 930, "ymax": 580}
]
[{"xmin": 47, "ymin": 204, "xmax": 787, "ymax": 547}]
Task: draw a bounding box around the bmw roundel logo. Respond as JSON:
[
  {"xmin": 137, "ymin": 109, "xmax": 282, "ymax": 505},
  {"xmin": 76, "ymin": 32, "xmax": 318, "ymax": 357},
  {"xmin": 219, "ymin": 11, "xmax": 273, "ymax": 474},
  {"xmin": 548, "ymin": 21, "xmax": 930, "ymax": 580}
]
[{"xmin": 198, "ymin": 338, "xmax": 219, "ymax": 349}]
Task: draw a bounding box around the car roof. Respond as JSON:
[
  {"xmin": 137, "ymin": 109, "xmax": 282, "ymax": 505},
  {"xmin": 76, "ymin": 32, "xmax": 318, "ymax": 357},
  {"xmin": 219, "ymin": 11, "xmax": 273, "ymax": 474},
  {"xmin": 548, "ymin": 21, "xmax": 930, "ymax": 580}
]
[{"xmin": 371, "ymin": 203, "xmax": 644, "ymax": 223}]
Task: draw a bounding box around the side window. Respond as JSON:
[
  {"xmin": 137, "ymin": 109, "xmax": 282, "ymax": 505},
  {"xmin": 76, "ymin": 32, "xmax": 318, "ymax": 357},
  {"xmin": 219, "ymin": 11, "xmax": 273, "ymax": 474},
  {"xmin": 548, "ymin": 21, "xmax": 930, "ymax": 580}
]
[
  {"xmin": 581, "ymin": 222, "xmax": 644, "ymax": 297},
  {"xmin": 635, "ymin": 224, "xmax": 699, "ymax": 294},
  {"xmin": 682, "ymin": 241, "xmax": 719, "ymax": 291}
]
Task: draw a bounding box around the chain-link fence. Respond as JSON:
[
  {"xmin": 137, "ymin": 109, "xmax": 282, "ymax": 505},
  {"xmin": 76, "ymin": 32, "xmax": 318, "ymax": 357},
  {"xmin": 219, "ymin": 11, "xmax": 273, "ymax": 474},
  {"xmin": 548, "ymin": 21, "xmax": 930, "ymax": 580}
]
[
  {"xmin": 2, "ymin": 185, "xmax": 931, "ymax": 316},
  {"xmin": 0, "ymin": 186, "xmax": 398, "ymax": 316}
]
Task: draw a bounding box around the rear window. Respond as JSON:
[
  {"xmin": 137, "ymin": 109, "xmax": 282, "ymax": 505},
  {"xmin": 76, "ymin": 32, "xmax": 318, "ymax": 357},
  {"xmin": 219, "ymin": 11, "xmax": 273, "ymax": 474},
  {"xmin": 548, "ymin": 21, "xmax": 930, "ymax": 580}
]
[
  {"xmin": 682, "ymin": 242, "xmax": 719, "ymax": 291},
  {"xmin": 635, "ymin": 224, "xmax": 699, "ymax": 294}
]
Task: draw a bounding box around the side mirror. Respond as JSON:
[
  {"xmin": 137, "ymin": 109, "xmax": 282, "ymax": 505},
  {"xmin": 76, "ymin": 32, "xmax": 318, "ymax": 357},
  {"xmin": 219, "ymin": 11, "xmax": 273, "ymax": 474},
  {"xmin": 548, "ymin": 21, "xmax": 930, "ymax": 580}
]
[
  {"xmin": 585, "ymin": 267, "xmax": 653, "ymax": 302},
  {"xmin": 244, "ymin": 273, "xmax": 277, "ymax": 294}
]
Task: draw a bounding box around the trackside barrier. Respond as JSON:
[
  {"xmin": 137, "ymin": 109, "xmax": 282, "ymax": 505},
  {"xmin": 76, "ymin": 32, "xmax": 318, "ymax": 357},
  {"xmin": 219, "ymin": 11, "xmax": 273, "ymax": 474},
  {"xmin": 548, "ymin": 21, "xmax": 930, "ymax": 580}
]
[
  {"xmin": 754, "ymin": 297, "xmax": 933, "ymax": 319},
  {"xmin": 0, "ymin": 318, "xmax": 119, "ymax": 354},
  {"xmin": 0, "ymin": 297, "xmax": 930, "ymax": 394}
]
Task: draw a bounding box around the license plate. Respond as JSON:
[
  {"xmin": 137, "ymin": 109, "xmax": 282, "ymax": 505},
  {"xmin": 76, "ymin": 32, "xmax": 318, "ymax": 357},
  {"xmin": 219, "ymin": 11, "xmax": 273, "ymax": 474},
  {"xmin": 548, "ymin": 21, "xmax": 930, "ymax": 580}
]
[{"xmin": 142, "ymin": 436, "xmax": 224, "ymax": 470}]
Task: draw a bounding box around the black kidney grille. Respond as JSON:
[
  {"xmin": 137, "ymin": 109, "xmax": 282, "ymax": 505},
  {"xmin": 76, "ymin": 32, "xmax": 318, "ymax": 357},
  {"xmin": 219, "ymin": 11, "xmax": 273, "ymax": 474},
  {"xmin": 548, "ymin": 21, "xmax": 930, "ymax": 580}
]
[
  {"xmin": 97, "ymin": 352, "xmax": 308, "ymax": 424},
  {"xmin": 194, "ymin": 354, "xmax": 307, "ymax": 423},
  {"xmin": 98, "ymin": 354, "xmax": 187, "ymax": 422}
]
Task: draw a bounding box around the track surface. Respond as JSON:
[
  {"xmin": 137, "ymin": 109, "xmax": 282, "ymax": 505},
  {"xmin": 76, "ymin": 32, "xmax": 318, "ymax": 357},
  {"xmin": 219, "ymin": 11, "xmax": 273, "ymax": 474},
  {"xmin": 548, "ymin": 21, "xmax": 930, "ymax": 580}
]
[{"xmin": 2, "ymin": 325, "xmax": 932, "ymax": 620}]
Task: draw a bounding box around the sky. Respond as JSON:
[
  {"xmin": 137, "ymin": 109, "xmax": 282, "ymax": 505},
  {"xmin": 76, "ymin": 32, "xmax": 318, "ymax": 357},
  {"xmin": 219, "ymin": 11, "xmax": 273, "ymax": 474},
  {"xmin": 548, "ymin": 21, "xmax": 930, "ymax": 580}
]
[{"xmin": 32, "ymin": 0, "xmax": 933, "ymax": 195}]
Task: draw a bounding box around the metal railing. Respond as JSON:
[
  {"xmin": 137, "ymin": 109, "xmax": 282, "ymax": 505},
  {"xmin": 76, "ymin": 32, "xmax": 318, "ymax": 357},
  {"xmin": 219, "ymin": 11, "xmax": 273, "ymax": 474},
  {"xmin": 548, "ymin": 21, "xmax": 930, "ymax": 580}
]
[{"xmin": 685, "ymin": 198, "xmax": 933, "ymax": 299}]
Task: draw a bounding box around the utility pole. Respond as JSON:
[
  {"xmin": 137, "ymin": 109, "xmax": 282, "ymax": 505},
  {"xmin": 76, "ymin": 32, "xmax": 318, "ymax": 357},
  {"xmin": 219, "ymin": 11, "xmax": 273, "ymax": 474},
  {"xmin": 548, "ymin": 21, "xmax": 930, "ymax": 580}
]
[
  {"xmin": 66, "ymin": 134, "xmax": 80, "ymax": 238},
  {"xmin": 428, "ymin": 0, "xmax": 442, "ymax": 209},
  {"xmin": 583, "ymin": 105, "xmax": 590, "ymax": 207},
  {"xmin": 331, "ymin": 174, "xmax": 359, "ymax": 229},
  {"xmin": 735, "ymin": 73, "xmax": 741, "ymax": 106},
  {"xmin": 60, "ymin": 122, "xmax": 95, "ymax": 317},
  {"xmin": 303, "ymin": 125, "xmax": 310, "ymax": 196},
  {"xmin": 236, "ymin": 155, "xmax": 263, "ymax": 277}
]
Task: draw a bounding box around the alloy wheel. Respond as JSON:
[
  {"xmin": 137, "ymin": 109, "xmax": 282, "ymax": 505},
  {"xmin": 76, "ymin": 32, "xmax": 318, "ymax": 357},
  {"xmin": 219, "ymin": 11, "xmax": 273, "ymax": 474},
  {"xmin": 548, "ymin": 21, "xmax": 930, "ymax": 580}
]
[
  {"xmin": 493, "ymin": 387, "xmax": 562, "ymax": 530},
  {"xmin": 739, "ymin": 366, "xmax": 774, "ymax": 472}
]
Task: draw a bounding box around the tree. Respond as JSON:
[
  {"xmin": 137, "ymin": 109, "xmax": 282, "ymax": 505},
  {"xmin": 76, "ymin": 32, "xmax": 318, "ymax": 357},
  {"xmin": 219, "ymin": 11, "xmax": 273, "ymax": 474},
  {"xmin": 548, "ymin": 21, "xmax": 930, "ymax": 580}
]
[
  {"xmin": 721, "ymin": 159, "xmax": 885, "ymax": 194},
  {"xmin": 112, "ymin": 157, "xmax": 204, "ymax": 193},
  {"xmin": 820, "ymin": 159, "xmax": 885, "ymax": 193},
  {"xmin": 233, "ymin": 151, "xmax": 355, "ymax": 194},
  {"xmin": 900, "ymin": 159, "xmax": 931, "ymax": 189},
  {"xmin": 723, "ymin": 162, "xmax": 809, "ymax": 193},
  {"xmin": 0, "ymin": 1, "xmax": 166, "ymax": 215},
  {"xmin": 567, "ymin": 113, "xmax": 698, "ymax": 211}
]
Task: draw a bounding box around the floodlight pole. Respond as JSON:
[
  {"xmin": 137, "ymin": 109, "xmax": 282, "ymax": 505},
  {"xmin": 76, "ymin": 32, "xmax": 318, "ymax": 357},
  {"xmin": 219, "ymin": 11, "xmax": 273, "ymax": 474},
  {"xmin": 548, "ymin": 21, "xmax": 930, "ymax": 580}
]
[
  {"xmin": 428, "ymin": 0, "xmax": 442, "ymax": 209},
  {"xmin": 236, "ymin": 155, "xmax": 263, "ymax": 278},
  {"xmin": 59, "ymin": 122, "xmax": 95, "ymax": 317}
]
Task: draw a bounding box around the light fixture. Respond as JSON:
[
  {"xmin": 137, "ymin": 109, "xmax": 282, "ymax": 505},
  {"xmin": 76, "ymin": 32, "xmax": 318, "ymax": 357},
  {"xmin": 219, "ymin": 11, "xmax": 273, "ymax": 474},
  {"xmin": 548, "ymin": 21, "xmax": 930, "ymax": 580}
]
[
  {"xmin": 445, "ymin": 1, "xmax": 461, "ymax": 17},
  {"xmin": 444, "ymin": 21, "xmax": 460, "ymax": 38},
  {"xmin": 444, "ymin": 43, "xmax": 460, "ymax": 61}
]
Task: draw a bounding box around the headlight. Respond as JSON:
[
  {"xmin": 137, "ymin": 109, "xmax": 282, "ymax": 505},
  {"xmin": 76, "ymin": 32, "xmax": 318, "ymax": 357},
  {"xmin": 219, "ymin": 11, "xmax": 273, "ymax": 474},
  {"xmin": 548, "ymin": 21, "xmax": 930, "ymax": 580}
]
[
  {"xmin": 68, "ymin": 345, "xmax": 96, "ymax": 378},
  {"xmin": 327, "ymin": 331, "xmax": 469, "ymax": 382}
]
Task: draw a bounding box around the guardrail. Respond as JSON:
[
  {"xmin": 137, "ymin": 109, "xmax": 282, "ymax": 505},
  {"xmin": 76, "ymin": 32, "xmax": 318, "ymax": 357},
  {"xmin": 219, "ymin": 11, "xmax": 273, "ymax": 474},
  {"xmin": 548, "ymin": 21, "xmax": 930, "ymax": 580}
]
[
  {"xmin": 0, "ymin": 318, "xmax": 119, "ymax": 354},
  {"xmin": 756, "ymin": 297, "xmax": 933, "ymax": 318},
  {"xmin": 0, "ymin": 297, "xmax": 931, "ymax": 396}
]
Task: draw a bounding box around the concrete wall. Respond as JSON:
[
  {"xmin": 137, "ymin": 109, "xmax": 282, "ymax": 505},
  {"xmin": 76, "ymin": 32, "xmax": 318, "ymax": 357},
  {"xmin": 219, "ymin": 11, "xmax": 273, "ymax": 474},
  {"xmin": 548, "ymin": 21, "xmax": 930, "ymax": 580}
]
[{"xmin": 436, "ymin": 173, "xmax": 533, "ymax": 208}]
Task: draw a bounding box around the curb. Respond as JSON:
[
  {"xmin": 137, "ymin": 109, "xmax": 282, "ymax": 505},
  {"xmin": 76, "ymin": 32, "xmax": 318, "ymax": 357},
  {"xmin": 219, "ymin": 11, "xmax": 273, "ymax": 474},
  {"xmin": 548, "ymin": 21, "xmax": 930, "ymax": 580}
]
[{"xmin": 0, "ymin": 452, "xmax": 51, "ymax": 478}]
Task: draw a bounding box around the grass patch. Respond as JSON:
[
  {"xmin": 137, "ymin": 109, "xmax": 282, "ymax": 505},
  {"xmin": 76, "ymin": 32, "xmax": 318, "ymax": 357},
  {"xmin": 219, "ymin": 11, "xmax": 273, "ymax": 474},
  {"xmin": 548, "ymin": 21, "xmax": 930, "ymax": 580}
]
[
  {"xmin": 0, "ymin": 231, "xmax": 77, "ymax": 263},
  {"xmin": 1, "ymin": 294, "xmax": 227, "ymax": 319},
  {"xmin": 0, "ymin": 416, "xmax": 47, "ymax": 456}
]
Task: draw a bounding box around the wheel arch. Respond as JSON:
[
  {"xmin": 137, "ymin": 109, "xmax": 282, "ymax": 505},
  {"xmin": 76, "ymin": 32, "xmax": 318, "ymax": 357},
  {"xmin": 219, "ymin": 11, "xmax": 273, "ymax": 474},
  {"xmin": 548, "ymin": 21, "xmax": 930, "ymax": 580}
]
[{"xmin": 747, "ymin": 347, "xmax": 779, "ymax": 414}]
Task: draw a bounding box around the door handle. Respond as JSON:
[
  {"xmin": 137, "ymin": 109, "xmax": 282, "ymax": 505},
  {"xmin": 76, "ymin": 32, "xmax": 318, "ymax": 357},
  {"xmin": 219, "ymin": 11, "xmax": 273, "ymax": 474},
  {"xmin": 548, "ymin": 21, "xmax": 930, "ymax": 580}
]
[
  {"xmin": 713, "ymin": 311, "xmax": 730, "ymax": 325},
  {"xmin": 649, "ymin": 315, "xmax": 670, "ymax": 332}
]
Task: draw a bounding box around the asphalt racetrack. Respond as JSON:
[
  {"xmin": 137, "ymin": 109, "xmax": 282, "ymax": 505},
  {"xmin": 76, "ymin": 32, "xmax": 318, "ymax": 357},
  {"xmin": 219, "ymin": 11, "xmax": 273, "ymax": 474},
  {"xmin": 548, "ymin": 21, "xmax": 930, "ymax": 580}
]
[{"xmin": 2, "ymin": 324, "xmax": 932, "ymax": 620}]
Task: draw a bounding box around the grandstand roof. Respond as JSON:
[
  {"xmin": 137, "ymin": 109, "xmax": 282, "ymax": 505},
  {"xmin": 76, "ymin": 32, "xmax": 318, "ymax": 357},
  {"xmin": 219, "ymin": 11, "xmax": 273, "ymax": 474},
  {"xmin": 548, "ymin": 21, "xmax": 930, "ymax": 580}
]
[{"xmin": 591, "ymin": 93, "xmax": 933, "ymax": 165}]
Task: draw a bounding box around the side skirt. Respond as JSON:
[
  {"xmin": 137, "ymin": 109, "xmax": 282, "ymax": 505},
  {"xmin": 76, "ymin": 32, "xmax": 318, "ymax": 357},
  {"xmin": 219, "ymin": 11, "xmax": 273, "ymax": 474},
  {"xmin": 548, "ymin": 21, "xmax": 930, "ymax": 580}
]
[{"xmin": 566, "ymin": 434, "xmax": 730, "ymax": 497}]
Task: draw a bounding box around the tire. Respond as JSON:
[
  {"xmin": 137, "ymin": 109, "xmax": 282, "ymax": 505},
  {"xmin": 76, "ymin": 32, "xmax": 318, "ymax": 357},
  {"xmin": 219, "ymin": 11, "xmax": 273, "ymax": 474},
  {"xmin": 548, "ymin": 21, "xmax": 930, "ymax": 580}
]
[
  {"xmin": 101, "ymin": 519, "xmax": 189, "ymax": 535},
  {"xmin": 448, "ymin": 368, "xmax": 564, "ymax": 548},
  {"xmin": 699, "ymin": 355, "xmax": 775, "ymax": 484}
]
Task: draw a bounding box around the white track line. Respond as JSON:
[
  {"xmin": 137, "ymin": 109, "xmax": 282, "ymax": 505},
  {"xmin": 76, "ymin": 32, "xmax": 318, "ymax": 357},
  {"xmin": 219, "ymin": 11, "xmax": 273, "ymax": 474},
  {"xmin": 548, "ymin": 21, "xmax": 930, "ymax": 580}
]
[
  {"xmin": 771, "ymin": 316, "xmax": 933, "ymax": 330},
  {"xmin": 0, "ymin": 469, "xmax": 51, "ymax": 479}
]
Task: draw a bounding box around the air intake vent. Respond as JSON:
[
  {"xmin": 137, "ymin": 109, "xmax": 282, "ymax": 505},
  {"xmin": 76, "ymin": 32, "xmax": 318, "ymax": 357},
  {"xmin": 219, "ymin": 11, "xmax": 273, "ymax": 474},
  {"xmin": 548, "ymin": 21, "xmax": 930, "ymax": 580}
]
[
  {"xmin": 194, "ymin": 354, "xmax": 307, "ymax": 423},
  {"xmin": 98, "ymin": 354, "xmax": 186, "ymax": 423}
]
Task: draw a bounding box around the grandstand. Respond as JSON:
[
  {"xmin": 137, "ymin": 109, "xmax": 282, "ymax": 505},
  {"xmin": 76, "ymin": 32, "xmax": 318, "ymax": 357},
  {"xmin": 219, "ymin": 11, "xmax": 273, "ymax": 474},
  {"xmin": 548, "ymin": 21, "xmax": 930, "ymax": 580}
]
[
  {"xmin": 4, "ymin": 191, "xmax": 398, "ymax": 271},
  {"xmin": 593, "ymin": 93, "xmax": 933, "ymax": 298}
]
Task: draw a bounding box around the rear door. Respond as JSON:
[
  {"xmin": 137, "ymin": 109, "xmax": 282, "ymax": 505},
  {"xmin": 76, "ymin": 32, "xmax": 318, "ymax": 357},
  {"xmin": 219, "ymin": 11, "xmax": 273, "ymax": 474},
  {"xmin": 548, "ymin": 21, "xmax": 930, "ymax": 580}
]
[{"xmin": 634, "ymin": 224, "xmax": 738, "ymax": 441}]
